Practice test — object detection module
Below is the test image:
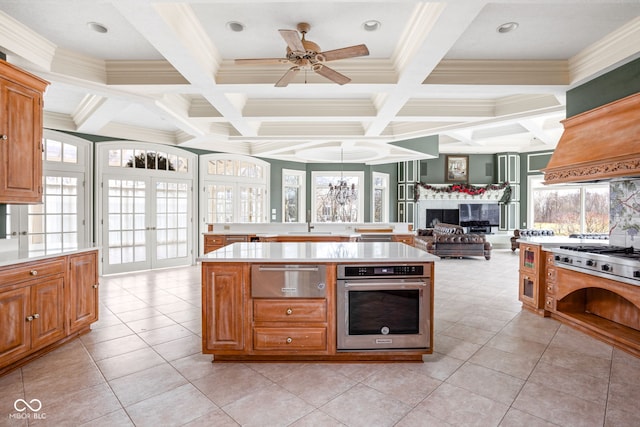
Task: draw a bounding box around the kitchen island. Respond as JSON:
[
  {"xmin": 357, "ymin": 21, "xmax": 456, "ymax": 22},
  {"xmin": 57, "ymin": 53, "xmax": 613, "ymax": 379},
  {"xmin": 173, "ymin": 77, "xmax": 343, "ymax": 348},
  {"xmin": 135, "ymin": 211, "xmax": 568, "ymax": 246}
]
[{"xmin": 199, "ymin": 241, "xmax": 438, "ymax": 362}]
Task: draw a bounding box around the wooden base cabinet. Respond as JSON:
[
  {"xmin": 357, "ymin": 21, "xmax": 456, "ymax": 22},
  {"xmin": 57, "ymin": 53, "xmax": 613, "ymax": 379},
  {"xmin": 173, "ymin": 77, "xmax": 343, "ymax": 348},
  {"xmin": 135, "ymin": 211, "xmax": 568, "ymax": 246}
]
[
  {"xmin": 202, "ymin": 261, "xmax": 428, "ymax": 362},
  {"xmin": 67, "ymin": 251, "xmax": 99, "ymax": 333},
  {"xmin": 518, "ymin": 244, "xmax": 545, "ymax": 314},
  {"xmin": 0, "ymin": 250, "xmax": 99, "ymax": 374},
  {"xmin": 202, "ymin": 263, "xmax": 247, "ymax": 352}
]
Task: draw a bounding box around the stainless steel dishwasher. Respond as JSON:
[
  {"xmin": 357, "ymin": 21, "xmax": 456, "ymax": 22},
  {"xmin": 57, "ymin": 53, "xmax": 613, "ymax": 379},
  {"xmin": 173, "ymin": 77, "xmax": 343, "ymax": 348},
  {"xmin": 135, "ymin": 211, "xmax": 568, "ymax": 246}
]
[{"xmin": 251, "ymin": 265, "xmax": 327, "ymax": 298}]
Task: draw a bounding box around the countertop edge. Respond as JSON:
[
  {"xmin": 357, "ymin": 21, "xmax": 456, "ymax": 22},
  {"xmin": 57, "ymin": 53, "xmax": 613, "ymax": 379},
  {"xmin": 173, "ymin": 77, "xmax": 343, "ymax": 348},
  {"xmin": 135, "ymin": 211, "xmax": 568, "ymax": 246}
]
[{"xmin": 0, "ymin": 247, "xmax": 101, "ymax": 268}]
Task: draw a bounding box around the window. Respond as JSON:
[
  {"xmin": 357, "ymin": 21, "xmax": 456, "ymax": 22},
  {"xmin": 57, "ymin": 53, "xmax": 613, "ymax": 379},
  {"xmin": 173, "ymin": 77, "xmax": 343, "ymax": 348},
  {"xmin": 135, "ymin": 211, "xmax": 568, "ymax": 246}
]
[
  {"xmin": 283, "ymin": 169, "xmax": 306, "ymax": 222},
  {"xmin": 8, "ymin": 131, "xmax": 91, "ymax": 257},
  {"xmin": 108, "ymin": 148, "xmax": 189, "ymax": 172},
  {"xmin": 311, "ymin": 171, "xmax": 364, "ymax": 223},
  {"xmin": 529, "ymin": 176, "xmax": 609, "ymax": 234},
  {"xmin": 200, "ymin": 154, "xmax": 270, "ymax": 225},
  {"xmin": 372, "ymin": 172, "xmax": 389, "ymax": 223}
]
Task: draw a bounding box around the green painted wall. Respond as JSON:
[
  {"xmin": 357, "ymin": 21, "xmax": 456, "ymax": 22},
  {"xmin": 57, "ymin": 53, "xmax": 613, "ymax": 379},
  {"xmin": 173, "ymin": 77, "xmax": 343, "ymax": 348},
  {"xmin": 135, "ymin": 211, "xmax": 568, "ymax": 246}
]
[
  {"xmin": 566, "ymin": 57, "xmax": 640, "ymax": 117},
  {"xmin": 417, "ymin": 154, "xmax": 496, "ymax": 185}
]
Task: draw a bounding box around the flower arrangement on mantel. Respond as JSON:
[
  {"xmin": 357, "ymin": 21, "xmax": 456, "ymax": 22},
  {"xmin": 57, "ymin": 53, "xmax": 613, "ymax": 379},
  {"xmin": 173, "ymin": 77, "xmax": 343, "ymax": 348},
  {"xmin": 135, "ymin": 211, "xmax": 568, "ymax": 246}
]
[{"xmin": 414, "ymin": 182, "xmax": 511, "ymax": 203}]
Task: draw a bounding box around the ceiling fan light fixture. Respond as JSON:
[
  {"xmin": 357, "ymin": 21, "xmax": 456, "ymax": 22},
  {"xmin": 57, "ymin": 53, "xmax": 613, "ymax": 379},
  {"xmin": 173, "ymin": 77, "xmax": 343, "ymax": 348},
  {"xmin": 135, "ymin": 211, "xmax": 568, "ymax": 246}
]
[
  {"xmin": 226, "ymin": 21, "xmax": 245, "ymax": 32},
  {"xmin": 363, "ymin": 20, "xmax": 381, "ymax": 32},
  {"xmin": 497, "ymin": 22, "xmax": 519, "ymax": 33},
  {"xmin": 87, "ymin": 22, "xmax": 108, "ymax": 34}
]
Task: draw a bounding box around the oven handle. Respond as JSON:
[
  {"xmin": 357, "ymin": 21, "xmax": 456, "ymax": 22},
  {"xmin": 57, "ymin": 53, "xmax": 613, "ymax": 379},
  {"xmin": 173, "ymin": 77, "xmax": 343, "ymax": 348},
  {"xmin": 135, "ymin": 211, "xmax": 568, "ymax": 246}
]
[
  {"xmin": 257, "ymin": 266, "xmax": 319, "ymax": 272},
  {"xmin": 343, "ymin": 280, "xmax": 427, "ymax": 288}
]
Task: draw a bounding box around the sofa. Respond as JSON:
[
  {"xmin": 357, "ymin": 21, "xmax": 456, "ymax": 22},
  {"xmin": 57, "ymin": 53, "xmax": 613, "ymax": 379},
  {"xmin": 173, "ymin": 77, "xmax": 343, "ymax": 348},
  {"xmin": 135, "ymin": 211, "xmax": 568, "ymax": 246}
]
[
  {"xmin": 415, "ymin": 223, "xmax": 492, "ymax": 260},
  {"xmin": 510, "ymin": 229, "xmax": 555, "ymax": 251}
]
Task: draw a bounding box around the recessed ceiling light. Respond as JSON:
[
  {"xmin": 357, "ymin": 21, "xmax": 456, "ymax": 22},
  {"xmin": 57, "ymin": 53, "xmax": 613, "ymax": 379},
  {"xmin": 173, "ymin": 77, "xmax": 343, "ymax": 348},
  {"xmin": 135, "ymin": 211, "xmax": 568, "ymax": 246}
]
[
  {"xmin": 87, "ymin": 22, "xmax": 108, "ymax": 34},
  {"xmin": 226, "ymin": 21, "xmax": 245, "ymax": 32},
  {"xmin": 497, "ymin": 22, "xmax": 519, "ymax": 33},
  {"xmin": 363, "ymin": 20, "xmax": 381, "ymax": 32}
]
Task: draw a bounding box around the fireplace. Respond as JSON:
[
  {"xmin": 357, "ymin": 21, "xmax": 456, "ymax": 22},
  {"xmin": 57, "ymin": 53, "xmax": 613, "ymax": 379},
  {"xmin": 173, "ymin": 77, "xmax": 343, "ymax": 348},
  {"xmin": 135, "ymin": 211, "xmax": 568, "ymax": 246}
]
[{"xmin": 425, "ymin": 209, "xmax": 459, "ymax": 228}]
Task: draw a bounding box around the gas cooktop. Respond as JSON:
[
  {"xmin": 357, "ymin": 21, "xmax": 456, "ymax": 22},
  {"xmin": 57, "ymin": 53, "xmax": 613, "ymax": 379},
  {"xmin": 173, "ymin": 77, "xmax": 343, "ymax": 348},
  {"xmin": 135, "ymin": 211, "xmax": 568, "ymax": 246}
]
[
  {"xmin": 558, "ymin": 245, "xmax": 640, "ymax": 259},
  {"xmin": 553, "ymin": 245, "xmax": 640, "ymax": 286}
]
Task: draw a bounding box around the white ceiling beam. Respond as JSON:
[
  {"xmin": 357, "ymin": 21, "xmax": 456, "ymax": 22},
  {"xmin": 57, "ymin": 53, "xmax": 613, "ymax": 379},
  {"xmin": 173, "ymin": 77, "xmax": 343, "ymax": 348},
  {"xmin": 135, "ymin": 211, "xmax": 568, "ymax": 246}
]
[
  {"xmin": 111, "ymin": 0, "xmax": 257, "ymax": 137},
  {"xmin": 365, "ymin": 0, "xmax": 486, "ymax": 137}
]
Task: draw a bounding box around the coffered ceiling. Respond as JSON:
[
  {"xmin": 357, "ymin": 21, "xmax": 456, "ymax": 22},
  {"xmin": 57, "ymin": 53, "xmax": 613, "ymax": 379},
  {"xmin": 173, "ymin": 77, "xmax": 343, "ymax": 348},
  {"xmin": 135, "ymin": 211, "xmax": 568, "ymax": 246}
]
[{"xmin": 0, "ymin": 0, "xmax": 639, "ymax": 164}]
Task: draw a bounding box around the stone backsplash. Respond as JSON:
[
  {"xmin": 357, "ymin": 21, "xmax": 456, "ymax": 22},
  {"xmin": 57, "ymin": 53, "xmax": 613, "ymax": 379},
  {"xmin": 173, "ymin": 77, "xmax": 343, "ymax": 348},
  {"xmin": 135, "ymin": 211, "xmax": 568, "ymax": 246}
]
[{"xmin": 610, "ymin": 179, "xmax": 640, "ymax": 248}]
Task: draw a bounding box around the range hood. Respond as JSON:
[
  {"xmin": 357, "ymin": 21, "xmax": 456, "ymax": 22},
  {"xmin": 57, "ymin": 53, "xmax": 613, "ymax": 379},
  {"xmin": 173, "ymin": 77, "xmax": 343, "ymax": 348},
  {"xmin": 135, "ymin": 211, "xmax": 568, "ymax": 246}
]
[{"xmin": 543, "ymin": 92, "xmax": 640, "ymax": 184}]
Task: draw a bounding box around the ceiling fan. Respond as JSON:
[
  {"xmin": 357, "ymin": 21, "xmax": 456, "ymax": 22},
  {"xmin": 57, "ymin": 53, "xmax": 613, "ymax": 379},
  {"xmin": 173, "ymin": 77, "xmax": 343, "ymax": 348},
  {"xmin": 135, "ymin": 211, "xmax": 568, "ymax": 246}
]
[{"xmin": 235, "ymin": 22, "xmax": 369, "ymax": 87}]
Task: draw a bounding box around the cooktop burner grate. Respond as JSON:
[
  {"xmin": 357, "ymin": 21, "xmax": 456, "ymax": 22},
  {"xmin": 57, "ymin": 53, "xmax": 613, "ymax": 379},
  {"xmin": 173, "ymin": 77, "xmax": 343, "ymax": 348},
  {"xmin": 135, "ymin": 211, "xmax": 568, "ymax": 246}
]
[{"xmin": 558, "ymin": 245, "xmax": 636, "ymax": 255}]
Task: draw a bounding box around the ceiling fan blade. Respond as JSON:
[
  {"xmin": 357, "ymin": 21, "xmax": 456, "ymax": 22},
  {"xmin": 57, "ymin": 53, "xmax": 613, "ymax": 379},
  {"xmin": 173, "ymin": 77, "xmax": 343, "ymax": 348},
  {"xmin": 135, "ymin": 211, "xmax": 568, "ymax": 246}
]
[
  {"xmin": 278, "ymin": 29, "xmax": 306, "ymax": 53},
  {"xmin": 318, "ymin": 44, "xmax": 369, "ymax": 62},
  {"xmin": 275, "ymin": 67, "xmax": 300, "ymax": 87},
  {"xmin": 235, "ymin": 58, "xmax": 288, "ymax": 65},
  {"xmin": 313, "ymin": 64, "xmax": 351, "ymax": 85}
]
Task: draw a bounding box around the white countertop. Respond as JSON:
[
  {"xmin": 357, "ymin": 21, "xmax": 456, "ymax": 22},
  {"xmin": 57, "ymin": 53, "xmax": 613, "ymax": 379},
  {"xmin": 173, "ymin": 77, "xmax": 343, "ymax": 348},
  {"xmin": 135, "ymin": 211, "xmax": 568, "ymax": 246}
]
[
  {"xmin": 198, "ymin": 242, "xmax": 439, "ymax": 263},
  {"xmin": 517, "ymin": 236, "xmax": 609, "ymax": 249},
  {"xmin": 0, "ymin": 246, "xmax": 100, "ymax": 268}
]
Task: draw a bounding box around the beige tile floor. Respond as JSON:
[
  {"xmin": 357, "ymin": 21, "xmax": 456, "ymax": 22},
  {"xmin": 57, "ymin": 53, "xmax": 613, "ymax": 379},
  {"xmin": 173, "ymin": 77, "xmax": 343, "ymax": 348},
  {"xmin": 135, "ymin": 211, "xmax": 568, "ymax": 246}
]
[{"xmin": 2, "ymin": 249, "xmax": 640, "ymax": 426}]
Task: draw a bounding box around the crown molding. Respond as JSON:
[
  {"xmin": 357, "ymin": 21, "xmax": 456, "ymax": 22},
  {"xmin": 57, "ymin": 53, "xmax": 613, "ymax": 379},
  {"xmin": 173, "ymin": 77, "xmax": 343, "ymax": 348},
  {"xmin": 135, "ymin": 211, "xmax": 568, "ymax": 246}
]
[
  {"xmin": 0, "ymin": 11, "xmax": 56, "ymax": 70},
  {"xmin": 569, "ymin": 16, "xmax": 640, "ymax": 86},
  {"xmin": 106, "ymin": 60, "xmax": 189, "ymax": 85},
  {"xmin": 43, "ymin": 112, "xmax": 78, "ymax": 132},
  {"xmin": 51, "ymin": 48, "xmax": 107, "ymax": 83},
  {"xmin": 258, "ymin": 121, "xmax": 366, "ymax": 137},
  {"xmin": 425, "ymin": 60, "xmax": 569, "ymax": 85},
  {"xmin": 242, "ymin": 99, "xmax": 376, "ymax": 119},
  {"xmin": 100, "ymin": 122, "xmax": 179, "ymax": 145},
  {"xmin": 399, "ymin": 99, "xmax": 495, "ymax": 118}
]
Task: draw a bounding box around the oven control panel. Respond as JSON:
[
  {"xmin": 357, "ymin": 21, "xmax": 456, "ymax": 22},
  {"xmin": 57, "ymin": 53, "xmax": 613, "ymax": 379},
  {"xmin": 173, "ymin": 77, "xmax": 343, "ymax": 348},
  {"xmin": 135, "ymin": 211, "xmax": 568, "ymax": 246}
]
[{"xmin": 339, "ymin": 264, "xmax": 425, "ymax": 278}]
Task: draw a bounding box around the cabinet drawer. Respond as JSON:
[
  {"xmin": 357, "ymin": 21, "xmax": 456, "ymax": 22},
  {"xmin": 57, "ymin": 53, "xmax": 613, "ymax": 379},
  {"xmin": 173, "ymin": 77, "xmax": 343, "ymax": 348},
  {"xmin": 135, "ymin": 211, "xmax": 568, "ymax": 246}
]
[
  {"xmin": 392, "ymin": 235, "xmax": 414, "ymax": 245},
  {"xmin": 204, "ymin": 235, "xmax": 225, "ymax": 245},
  {"xmin": 545, "ymin": 268, "xmax": 557, "ymax": 283},
  {"xmin": 545, "ymin": 281, "xmax": 556, "ymax": 296},
  {"xmin": 253, "ymin": 327, "xmax": 326, "ymax": 351},
  {"xmin": 0, "ymin": 258, "xmax": 66, "ymax": 287},
  {"xmin": 253, "ymin": 299, "xmax": 326, "ymax": 323},
  {"xmin": 545, "ymin": 296, "xmax": 556, "ymax": 311},
  {"xmin": 546, "ymin": 252, "xmax": 556, "ymax": 264}
]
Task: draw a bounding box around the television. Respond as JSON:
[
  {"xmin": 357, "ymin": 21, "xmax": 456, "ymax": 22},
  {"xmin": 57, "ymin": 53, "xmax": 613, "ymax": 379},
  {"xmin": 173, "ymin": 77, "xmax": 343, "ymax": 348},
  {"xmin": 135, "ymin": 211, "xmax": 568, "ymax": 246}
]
[{"xmin": 458, "ymin": 203, "xmax": 500, "ymax": 227}]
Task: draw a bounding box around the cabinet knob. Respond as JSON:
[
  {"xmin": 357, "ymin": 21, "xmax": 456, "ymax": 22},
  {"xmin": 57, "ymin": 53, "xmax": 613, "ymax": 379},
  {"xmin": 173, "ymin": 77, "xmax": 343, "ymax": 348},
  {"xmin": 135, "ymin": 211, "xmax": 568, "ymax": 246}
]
[
  {"xmin": 30, "ymin": 270, "xmax": 38, "ymax": 276},
  {"xmin": 92, "ymin": 284, "xmax": 99, "ymax": 289},
  {"xmin": 0, "ymin": 134, "xmax": 7, "ymax": 140},
  {"xmin": 286, "ymin": 308, "xmax": 293, "ymax": 315},
  {"xmin": 26, "ymin": 315, "xmax": 34, "ymax": 322},
  {"xmin": 33, "ymin": 313, "xmax": 39, "ymax": 319},
  {"xmin": 286, "ymin": 337, "xmax": 293, "ymax": 344}
]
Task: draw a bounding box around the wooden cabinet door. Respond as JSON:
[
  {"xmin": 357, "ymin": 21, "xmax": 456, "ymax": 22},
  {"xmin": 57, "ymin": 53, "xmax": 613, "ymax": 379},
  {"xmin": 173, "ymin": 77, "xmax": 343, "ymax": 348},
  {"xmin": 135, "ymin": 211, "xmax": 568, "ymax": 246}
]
[
  {"xmin": 0, "ymin": 74, "xmax": 44, "ymax": 203},
  {"xmin": 30, "ymin": 276, "xmax": 65, "ymax": 350},
  {"xmin": 67, "ymin": 251, "xmax": 99, "ymax": 333},
  {"xmin": 202, "ymin": 263, "xmax": 245, "ymax": 351},
  {"xmin": 0, "ymin": 287, "xmax": 31, "ymax": 365}
]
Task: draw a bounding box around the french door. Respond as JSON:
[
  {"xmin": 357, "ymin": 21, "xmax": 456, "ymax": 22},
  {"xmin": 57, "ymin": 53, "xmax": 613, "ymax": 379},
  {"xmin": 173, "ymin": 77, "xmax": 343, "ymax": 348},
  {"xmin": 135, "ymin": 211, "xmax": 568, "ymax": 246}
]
[{"xmin": 102, "ymin": 175, "xmax": 192, "ymax": 274}]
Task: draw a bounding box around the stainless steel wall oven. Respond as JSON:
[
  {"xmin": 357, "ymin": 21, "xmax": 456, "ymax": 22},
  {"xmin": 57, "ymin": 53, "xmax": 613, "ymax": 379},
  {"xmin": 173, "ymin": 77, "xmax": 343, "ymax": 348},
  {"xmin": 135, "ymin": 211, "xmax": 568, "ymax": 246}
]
[{"xmin": 337, "ymin": 264, "xmax": 431, "ymax": 350}]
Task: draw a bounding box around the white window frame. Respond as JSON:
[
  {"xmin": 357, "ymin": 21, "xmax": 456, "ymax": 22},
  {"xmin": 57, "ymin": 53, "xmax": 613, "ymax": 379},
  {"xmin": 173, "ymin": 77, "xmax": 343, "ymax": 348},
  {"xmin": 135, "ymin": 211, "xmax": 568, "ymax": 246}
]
[
  {"xmin": 8, "ymin": 130, "xmax": 93, "ymax": 257},
  {"xmin": 311, "ymin": 170, "xmax": 365, "ymax": 223},
  {"xmin": 371, "ymin": 171, "xmax": 389, "ymax": 223},
  {"xmin": 528, "ymin": 175, "xmax": 609, "ymax": 234},
  {"xmin": 96, "ymin": 141, "xmax": 198, "ymax": 274},
  {"xmin": 199, "ymin": 153, "xmax": 270, "ymax": 228},
  {"xmin": 282, "ymin": 169, "xmax": 306, "ymax": 223}
]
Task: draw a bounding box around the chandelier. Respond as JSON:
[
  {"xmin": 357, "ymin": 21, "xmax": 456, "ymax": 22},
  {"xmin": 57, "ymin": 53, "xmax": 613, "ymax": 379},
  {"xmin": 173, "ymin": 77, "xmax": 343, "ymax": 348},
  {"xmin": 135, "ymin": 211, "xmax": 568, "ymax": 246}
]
[
  {"xmin": 328, "ymin": 148, "xmax": 357, "ymax": 206},
  {"xmin": 328, "ymin": 179, "xmax": 357, "ymax": 205}
]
